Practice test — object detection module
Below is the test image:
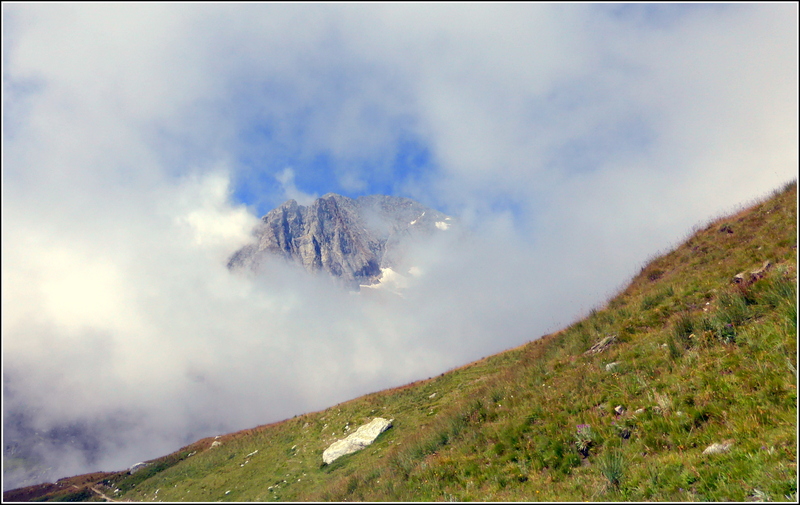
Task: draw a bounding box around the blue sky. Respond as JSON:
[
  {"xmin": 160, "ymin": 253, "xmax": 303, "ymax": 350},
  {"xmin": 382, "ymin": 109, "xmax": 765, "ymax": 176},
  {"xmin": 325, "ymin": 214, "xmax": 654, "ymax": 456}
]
[{"xmin": 2, "ymin": 2, "xmax": 797, "ymax": 489}]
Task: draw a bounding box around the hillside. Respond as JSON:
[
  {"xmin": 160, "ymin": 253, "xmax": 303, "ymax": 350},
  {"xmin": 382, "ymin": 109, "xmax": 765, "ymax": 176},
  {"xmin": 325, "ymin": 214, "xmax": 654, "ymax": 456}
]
[{"xmin": 4, "ymin": 181, "xmax": 796, "ymax": 502}]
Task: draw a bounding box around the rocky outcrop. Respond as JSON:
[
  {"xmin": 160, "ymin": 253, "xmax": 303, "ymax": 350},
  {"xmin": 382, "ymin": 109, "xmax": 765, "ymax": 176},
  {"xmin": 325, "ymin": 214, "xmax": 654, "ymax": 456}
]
[
  {"xmin": 228, "ymin": 194, "xmax": 451, "ymax": 288},
  {"xmin": 322, "ymin": 418, "xmax": 393, "ymax": 464},
  {"xmin": 584, "ymin": 335, "xmax": 617, "ymax": 355},
  {"xmin": 733, "ymin": 260, "xmax": 771, "ymax": 285}
]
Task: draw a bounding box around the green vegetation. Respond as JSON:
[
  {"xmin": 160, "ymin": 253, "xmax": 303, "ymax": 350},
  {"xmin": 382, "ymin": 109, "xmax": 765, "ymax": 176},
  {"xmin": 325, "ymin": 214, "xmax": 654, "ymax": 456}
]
[{"xmin": 10, "ymin": 181, "xmax": 796, "ymax": 502}]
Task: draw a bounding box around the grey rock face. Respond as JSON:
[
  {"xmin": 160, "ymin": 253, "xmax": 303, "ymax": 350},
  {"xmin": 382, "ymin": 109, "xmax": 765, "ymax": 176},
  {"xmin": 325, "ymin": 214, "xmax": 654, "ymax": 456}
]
[{"xmin": 228, "ymin": 193, "xmax": 451, "ymax": 288}]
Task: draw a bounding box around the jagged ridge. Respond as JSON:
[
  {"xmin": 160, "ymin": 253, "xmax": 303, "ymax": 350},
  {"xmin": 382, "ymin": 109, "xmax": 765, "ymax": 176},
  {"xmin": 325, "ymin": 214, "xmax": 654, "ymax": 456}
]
[{"xmin": 228, "ymin": 193, "xmax": 452, "ymax": 287}]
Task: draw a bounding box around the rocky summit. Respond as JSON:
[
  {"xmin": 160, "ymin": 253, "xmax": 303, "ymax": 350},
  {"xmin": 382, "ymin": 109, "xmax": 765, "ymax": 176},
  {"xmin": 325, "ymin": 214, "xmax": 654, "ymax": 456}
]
[{"xmin": 228, "ymin": 193, "xmax": 452, "ymax": 288}]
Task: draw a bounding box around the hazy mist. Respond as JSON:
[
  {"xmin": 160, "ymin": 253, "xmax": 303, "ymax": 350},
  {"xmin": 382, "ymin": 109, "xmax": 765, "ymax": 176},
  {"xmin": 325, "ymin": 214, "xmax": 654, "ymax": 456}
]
[{"xmin": 3, "ymin": 3, "xmax": 796, "ymax": 489}]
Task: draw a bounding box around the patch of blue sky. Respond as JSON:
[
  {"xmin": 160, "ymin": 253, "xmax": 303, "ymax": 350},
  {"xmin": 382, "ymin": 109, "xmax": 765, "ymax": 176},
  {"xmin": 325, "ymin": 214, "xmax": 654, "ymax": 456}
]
[
  {"xmin": 231, "ymin": 169, "xmax": 287, "ymax": 217},
  {"xmin": 228, "ymin": 78, "xmax": 427, "ymax": 213},
  {"xmin": 231, "ymin": 128, "xmax": 440, "ymax": 216},
  {"xmin": 228, "ymin": 102, "xmax": 317, "ymax": 214},
  {"xmin": 231, "ymin": 146, "xmax": 326, "ymax": 217},
  {"xmin": 369, "ymin": 136, "xmax": 439, "ymax": 197}
]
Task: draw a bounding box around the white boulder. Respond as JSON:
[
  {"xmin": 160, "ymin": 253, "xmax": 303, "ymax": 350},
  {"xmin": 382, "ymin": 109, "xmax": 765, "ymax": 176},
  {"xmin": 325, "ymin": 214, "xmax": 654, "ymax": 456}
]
[
  {"xmin": 129, "ymin": 462, "xmax": 149, "ymax": 474},
  {"xmin": 322, "ymin": 418, "xmax": 393, "ymax": 464},
  {"xmin": 703, "ymin": 440, "xmax": 734, "ymax": 455}
]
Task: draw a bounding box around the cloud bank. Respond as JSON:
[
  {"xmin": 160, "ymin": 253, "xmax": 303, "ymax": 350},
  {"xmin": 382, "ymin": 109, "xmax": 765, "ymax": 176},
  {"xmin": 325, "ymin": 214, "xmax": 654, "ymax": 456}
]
[{"xmin": 2, "ymin": 3, "xmax": 796, "ymax": 489}]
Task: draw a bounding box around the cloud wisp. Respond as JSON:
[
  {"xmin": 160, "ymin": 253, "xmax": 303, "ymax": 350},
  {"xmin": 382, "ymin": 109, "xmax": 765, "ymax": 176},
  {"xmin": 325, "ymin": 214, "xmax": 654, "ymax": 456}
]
[{"xmin": 2, "ymin": 3, "xmax": 796, "ymax": 489}]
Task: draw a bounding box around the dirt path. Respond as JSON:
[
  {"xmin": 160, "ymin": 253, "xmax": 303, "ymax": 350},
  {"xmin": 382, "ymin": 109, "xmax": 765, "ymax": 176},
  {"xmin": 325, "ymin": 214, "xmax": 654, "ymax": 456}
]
[{"xmin": 90, "ymin": 486, "xmax": 121, "ymax": 502}]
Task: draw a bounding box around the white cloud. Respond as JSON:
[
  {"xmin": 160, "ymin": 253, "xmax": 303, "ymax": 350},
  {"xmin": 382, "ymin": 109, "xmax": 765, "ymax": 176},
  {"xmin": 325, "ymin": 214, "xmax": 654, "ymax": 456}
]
[
  {"xmin": 173, "ymin": 172, "xmax": 260, "ymax": 249},
  {"xmin": 275, "ymin": 167, "xmax": 317, "ymax": 206},
  {"xmin": 2, "ymin": 2, "xmax": 796, "ymax": 490}
]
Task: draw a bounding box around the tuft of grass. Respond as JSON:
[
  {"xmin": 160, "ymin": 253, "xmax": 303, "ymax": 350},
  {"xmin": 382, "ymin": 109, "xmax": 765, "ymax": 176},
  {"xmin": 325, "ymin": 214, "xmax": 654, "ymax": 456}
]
[
  {"xmin": 599, "ymin": 449, "xmax": 626, "ymax": 489},
  {"xmin": 574, "ymin": 423, "xmax": 596, "ymax": 457}
]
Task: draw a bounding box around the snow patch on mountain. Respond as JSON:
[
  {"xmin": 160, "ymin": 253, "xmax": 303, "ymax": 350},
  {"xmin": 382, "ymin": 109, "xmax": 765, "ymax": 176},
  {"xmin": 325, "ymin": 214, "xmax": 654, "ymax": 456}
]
[
  {"xmin": 360, "ymin": 267, "xmax": 407, "ymax": 292},
  {"xmin": 409, "ymin": 212, "xmax": 426, "ymax": 226},
  {"xmin": 359, "ymin": 265, "xmax": 425, "ymax": 295}
]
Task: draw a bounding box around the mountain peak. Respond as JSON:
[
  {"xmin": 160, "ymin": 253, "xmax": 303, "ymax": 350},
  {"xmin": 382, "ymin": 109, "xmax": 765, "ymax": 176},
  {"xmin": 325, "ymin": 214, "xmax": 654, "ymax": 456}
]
[
  {"xmin": 320, "ymin": 192, "xmax": 345, "ymax": 200},
  {"xmin": 229, "ymin": 194, "xmax": 451, "ymax": 288},
  {"xmin": 278, "ymin": 198, "xmax": 301, "ymax": 210}
]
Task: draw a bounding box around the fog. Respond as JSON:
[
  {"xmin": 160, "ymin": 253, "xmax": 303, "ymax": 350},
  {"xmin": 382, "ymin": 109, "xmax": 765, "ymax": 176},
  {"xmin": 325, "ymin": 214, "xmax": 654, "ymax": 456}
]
[{"xmin": 2, "ymin": 3, "xmax": 797, "ymax": 489}]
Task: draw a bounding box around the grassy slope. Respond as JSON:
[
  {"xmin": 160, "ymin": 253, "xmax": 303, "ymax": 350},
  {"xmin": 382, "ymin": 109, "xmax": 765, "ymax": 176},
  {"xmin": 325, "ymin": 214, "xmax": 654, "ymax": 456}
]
[{"xmin": 5, "ymin": 182, "xmax": 797, "ymax": 503}]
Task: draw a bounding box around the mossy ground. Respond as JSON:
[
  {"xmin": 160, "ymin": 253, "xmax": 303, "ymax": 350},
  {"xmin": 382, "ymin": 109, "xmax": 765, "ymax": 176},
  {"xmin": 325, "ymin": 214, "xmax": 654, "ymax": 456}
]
[{"xmin": 6, "ymin": 181, "xmax": 796, "ymax": 502}]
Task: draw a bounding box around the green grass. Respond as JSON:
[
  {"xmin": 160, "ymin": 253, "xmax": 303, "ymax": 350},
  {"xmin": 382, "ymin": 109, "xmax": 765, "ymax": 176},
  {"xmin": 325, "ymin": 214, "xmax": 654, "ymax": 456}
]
[{"xmin": 10, "ymin": 180, "xmax": 796, "ymax": 502}]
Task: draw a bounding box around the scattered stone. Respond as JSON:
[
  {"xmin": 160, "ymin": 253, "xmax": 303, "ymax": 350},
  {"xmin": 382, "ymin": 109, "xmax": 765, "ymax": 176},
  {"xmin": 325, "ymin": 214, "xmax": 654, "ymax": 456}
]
[
  {"xmin": 605, "ymin": 362, "xmax": 621, "ymax": 372},
  {"xmin": 322, "ymin": 418, "xmax": 393, "ymax": 464},
  {"xmin": 703, "ymin": 440, "xmax": 734, "ymax": 455},
  {"xmin": 429, "ymin": 392, "xmax": 437, "ymax": 398},
  {"xmin": 634, "ymin": 408, "xmax": 645, "ymax": 415},
  {"xmin": 747, "ymin": 489, "xmax": 771, "ymax": 502},
  {"xmin": 653, "ymin": 392, "xmax": 672, "ymax": 414},
  {"xmin": 584, "ymin": 335, "xmax": 617, "ymax": 355},
  {"xmin": 733, "ymin": 261, "xmax": 771, "ymax": 285},
  {"xmin": 210, "ymin": 440, "xmax": 222, "ymax": 448},
  {"xmin": 614, "ymin": 405, "xmax": 626, "ymax": 416}
]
